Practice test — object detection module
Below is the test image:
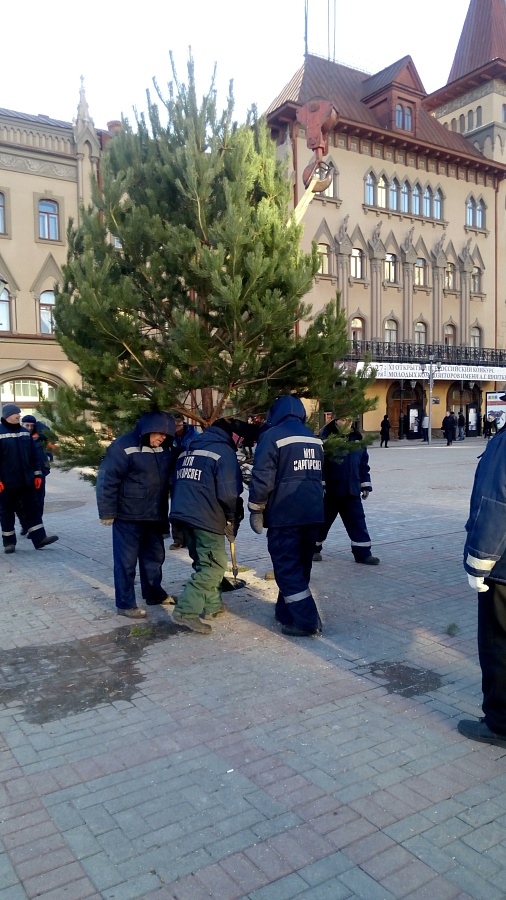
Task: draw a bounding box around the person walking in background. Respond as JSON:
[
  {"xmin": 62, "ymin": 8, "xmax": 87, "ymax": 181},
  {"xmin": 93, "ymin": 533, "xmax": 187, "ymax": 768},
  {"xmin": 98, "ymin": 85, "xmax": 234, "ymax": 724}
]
[
  {"xmin": 20, "ymin": 415, "xmax": 51, "ymax": 527},
  {"xmin": 96, "ymin": 411, "xmax": 176, "ymax": 618},
  {"xmin": 0, "ymin": 404, "xmax": 58, "ymax": 553},
  {"xmin": 459, "ymin": 423, "xmax": 506, "ymax": 747},
  {"xmin": 169, "ymin": 419, "xmax": 243, "ymax": 634},
  {"xmin": 248, "ymin": 396, "xmax": 324, "ymax": 638},
  {"xmin": 421, "ymin": 411, "xmax": 429, "ymax": 442},
  {"xmin": 442, "ymin": 410, "xmax": 457, "ymax": 446},
  {"xmin": 380, "ymin": 414, "xmax": 390, "ymax": 448},
  {"xmin": 458, "ymin": 411, "xmax": 466, "ymax": 441},
  {"xmin": 169, "ymin": 413, "xmax": 198, "ymax": 550},
  {"xmin": 313, "ymin": 417, "xmax": 379, "ymax": 566}
]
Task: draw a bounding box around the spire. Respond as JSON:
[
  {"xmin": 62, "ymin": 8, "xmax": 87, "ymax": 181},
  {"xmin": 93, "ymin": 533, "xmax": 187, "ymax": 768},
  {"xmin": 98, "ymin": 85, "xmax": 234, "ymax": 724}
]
[
  {"xmin": 448, "ymin": 0, "xmax": 506, "ymax": 83},
  {"xmin": 76, "ymin": 75, "xmax": 94, "ymax": 126}
]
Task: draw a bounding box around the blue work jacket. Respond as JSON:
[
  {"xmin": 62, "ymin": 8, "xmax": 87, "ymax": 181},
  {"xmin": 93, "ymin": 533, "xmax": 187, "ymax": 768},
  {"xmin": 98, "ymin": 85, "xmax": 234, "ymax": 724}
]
[{"xmin": 464, "ymin": 427, "xmax": 506, "ymax": 583}]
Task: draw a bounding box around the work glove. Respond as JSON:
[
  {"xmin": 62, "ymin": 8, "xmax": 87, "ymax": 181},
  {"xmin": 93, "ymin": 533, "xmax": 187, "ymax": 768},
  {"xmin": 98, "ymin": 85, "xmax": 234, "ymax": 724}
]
[
  {"xmin": 361, "ymin": 490, "xmax": 369, "ymax": 500},
  {"xmin": 34, "ymin": 477, "xmax": 42, "ymax": 490},
  {"xmin": 0, "ymin": 481, "xmax": 4, "ymax": 493},
  {"xmin": 249, "ymin": 511, "xmax": 264, "ymax": 534},
  {"xmin": 467, "ymin": 574, "xmax": 489, "ymax": 593},
  {"xmin": 224, "ymin": 521, "xmax": 236, "ymax": 542},
  {"xmin": 101, "ymin": 518, "xmax": 114, "ymax": 526}
]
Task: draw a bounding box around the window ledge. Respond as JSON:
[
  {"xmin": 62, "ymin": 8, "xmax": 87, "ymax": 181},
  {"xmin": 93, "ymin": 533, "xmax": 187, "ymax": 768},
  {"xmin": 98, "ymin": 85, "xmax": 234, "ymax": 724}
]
[
  {"xmin": 470, "ymin": 292, "xmax": 486, "ymax": 301},
  {"xmin": 349, "ymin": 276, "xmax": 370, "ymax": 287},
  {"xmin": 314, "ymin": 197, "xmax": 342, "ymax": 208},
  {"xmin": 315, "ymin": 275, "xmax": 337, "ymax": 285},
  {"xmin": 414, "ymin": 286, "xmax": 432, "ymax": 294},
  {"xmin": 465, "ymin": 226, "xmax": 489, "ymax": 237},
  {"xmin": 363, "ymin": 204, "xmax": 447, "ymax": 226}
]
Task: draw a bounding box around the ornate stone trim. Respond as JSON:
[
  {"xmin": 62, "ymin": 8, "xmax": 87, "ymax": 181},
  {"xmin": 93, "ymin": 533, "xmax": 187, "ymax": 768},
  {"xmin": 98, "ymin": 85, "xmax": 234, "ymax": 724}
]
[{"xmin": 0, "ymin": 152, "xmax": 76, "ymax": 182}]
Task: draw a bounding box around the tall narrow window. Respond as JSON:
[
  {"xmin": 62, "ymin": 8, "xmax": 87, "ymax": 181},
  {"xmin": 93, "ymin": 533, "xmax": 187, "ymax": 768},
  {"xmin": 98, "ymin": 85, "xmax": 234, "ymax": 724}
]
[
  {"xmin": 404, "ymin": 107, "xmax": 412, "ymax": 131},
  {"xmin": 384, "ymin": 318, "xmax": 398, "ymax": 344},
  {"xmin": 423, "ymin": 187, "xmax": 432, "ymax": 218},
  {"xmin": 0, "ymin": 289, "xmax": 10, "ymax": 331},
  {"xmin": 451, "ymin": 118, "xmax": 457, "ymax": 131},
  {"xmin": 350, "ymin": 248, "xmax": 364, "ymax": 280},
  {"xmin": 503, "ymin": 104, "xmax": 506, "ymax": 123},
  {"xmin": 38, "ymin": 200, "xmax": 59, "ymax": 241},
  {"xmin": 471, "ymin": 326, "xmax": 481, "ymax": 348},
  {"xmin": 476, "ymin": 106, "xmax": 482, "ymax": 126},
  {"xmin": 389, "ymin": 178, "xmax": 399, "ymax": 211},
  {"xmin": 445, "ymin": 324, "xmax": 456, "ymax": 346},
  {"xmin": 0, "ymin": 193, "xmax": 5, "ymax": 234},
  {"xmin": 445, "ymin": 263, "xmax": 456, "ymax": 290},
  {"xmin": 317, "ymin": 244, "xmax": 330, "ymax": 276},
  {"xmin": 414, "ymin": 258, "xmax": 426, "ymax": 286},
  {"xmin": 468, "ymin": 109, "xmax": 474, "ymax": 130},
  {"xmin": 401, "ymin": 181, "xmax": 410, "ymax": 213},
  {"xmin": 377, "ymin": 175, "xmax": 387, "ymax": 208},
  {"xmin": 39, "ymin": 290, "xmax": 55, "ymax": 334},
  {"xmin": 395, "ymin": 104, "xmax": 403, "ymax": 127},
  {"xmin": 365, "ymin": 173, "xmax": 375, "ymax": 205},
  {"xmin": 476, "ymin": 200, "xmax": 485, "ymax": 229},
  {"xmin": 412, "ymin": 184, "xmax": 421, "ymax": 216},
  {"xmin": 384, "ymin": 253, "xmax": 397, "ymax": 283},
  {"xmin": 414, "ymin": 321, "xmax": 426, "ymax": 345},
  {"xmin": 471, "ymin": 266, "xmax": 482, "ymax": 293},
  {"xmin": 433, "ymin": 189, "xmax": 443, "ymax": 220},
  {"xmin": 466, "ymin": 198, "xmax": 474, "ymax": 226},
  {"xmin": 459, "ymin": 114, "xmax": 465, "ymax": 132},
  {"xmin": 351, "ymin": 316, "xmax": 364, "ymax": 343}
]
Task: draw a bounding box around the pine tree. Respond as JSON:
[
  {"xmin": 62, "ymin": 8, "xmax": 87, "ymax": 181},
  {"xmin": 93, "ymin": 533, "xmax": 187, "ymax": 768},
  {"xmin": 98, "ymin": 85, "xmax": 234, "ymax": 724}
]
[{"xmin": 49, "ymin": 55, "xmax": 376, "ymax": 472}]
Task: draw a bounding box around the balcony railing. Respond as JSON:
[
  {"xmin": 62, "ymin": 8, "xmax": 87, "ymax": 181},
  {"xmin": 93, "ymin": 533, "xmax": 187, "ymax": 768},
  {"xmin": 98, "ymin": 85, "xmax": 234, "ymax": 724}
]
[{"xmin": 346, "ymin": 341, "xmax": 506, "ymax": 366}]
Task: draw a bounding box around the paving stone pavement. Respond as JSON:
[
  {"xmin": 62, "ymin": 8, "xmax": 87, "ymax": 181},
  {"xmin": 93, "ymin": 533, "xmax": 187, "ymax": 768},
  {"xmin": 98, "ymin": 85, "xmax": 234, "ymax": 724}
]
[{"xmin": 1, "ymin": 437, "xmax": 505, "ymax": 899}]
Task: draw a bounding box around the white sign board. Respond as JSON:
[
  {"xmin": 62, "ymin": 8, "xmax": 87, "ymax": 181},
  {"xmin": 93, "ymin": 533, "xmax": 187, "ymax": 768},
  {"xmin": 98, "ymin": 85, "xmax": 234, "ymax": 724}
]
[
  {"xmin": 486, "ymin": 391, "xmax": 506, "ymax": 430},
  {"xmin": 355, "ymin": 362, "xmax": 506, "ymax": 381}
]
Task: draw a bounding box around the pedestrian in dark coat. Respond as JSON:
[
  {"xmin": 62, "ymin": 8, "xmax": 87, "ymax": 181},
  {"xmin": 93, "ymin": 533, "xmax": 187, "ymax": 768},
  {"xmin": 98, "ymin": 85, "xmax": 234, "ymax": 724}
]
[
  {"xmin": 169, "ymin": 419, "xmax": 243, "ymax": 633},
  {"xmin": 380, "ymin": 415, "xmax": 390, "ymax": 448},
  {"xmin": 248, "ymin": 396, "xmax": 324, "ymax": 637},
  {"xmin": 169, "ymin": 414, "xmax": 198, "ymax": 551},
  {"xmin": 442, "ymin": 410, "xmax": 457, "ymax": 445},
  {"xmin": 459, "ymin": 426, "xmax": 506, "ymax": 747},
  {"xmin": 0, "ymin": 404, "xmax": 58, "ymax": 552},
  {"xmin": 457, "ymin": 411, "xmax": 466, "ymax": 441},
  {"xmin": 96, "ymin": 411, "xmax": 176, "ymax": 618},
  {"xmin": 314, "ymin": 419, "xmax": 379, "ymax": 566},
  {"xmin": 19, "ymin": 415, "xmax": 51, "ymax": 527}
]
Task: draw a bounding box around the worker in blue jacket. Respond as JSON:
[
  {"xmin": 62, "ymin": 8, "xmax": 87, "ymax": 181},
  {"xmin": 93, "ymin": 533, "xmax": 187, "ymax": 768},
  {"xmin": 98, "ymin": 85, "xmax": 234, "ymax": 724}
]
[
  {"xmin": 313, "ymin": 419, "xmax": 379, "ymax": 566},
  {"xmin": 169, "ymin": 419, "xmax": 244, "ymax": 633},
  {"xmin": 96, "ymin": 411, "xmax": 176, "ymax": 618},
  {"xmin": 248, "ymin": 395, "xmax": 324, "ymax": 637},
  {"xmin": 459, "ymin": 426, "xmax": 506, "ymax": 747},
  {"xmin": 169, "ymin": 413, "xmax": 198, "ymax": 550},
  {"xmin": 0, "ymin": 403, "xmax": 58, "ymax": 552}
]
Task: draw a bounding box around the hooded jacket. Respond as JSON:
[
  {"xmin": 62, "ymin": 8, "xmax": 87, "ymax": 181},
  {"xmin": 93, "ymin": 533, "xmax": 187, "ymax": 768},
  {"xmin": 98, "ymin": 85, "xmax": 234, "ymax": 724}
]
[
  {"xmin": 248, "ymin": 396, "xmax": 324, "ymax": 527},
  {"xmin": 169, "ymin": 424, "xmax": 243, "ymax": 534},
  {"xmin": 464, "ymin": 427, "xmax": 506, "ymax": 584},
  {"xmin": 96, "ymin": 412, "xmax": 176, "ymax": 523},
  {"xmin": 0, "ymin": 418, "xmax": 43, "ymax": 488},
  {"xmin": 319, "ymin": 422, "xmax": 372, "ymax": 498}
]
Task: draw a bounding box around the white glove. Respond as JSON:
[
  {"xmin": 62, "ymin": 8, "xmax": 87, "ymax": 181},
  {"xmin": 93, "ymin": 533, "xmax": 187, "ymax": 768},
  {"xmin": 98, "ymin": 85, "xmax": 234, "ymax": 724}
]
[{"xmin": 467, "ymin": 574, "xmax": 489, "ymax": 593}]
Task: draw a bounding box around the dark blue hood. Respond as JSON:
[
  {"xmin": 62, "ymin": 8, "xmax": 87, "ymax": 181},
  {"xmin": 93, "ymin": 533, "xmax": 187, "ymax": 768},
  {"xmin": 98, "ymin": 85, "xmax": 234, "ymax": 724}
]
[
  {"xmin": 266, "ymin": 396, "xmax": 306, "ymax": 427},
  {"xmin": 135, "ymin": 412, "xmax": 176, "ymax": 439}
]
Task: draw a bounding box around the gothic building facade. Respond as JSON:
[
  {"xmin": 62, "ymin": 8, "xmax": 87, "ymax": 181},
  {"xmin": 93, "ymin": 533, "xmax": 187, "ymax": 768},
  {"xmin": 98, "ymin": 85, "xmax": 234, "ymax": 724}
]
[{"xmin": 267, "ymin": 0, "xmax": 506, "ymax": 437}]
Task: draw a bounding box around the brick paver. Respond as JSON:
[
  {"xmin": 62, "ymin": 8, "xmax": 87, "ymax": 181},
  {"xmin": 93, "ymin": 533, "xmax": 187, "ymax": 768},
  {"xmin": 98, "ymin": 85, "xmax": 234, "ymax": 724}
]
[{"xmin": 1, "ymin": 440, "xmax": 506, "ymax": 898}]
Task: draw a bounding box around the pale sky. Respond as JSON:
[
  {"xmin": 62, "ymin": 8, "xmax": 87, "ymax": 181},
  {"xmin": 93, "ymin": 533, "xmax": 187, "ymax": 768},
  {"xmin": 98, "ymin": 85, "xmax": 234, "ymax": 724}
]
[{"xmin": 4, "ymin": 0, "xmax": 470, "ymax": 131}]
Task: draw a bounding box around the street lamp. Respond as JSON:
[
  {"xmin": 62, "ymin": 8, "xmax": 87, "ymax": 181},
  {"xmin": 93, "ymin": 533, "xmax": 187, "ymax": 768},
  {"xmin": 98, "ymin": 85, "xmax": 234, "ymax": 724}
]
[{"xmin": 420, "ymin": 356, "xmax": 441, "ymax": 445}]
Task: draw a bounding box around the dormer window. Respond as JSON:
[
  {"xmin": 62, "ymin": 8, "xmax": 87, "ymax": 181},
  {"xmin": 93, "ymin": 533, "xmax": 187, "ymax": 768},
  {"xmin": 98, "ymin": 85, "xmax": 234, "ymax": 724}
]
[
  {"xmin": 396, "ymin": 104, "xmax": 403, "ymax": 128},
  {"xmin": 394, "ymin": 103, "xmax": 412, "ymax": 131},
  {"xmin": 404, "ymin": 107, "xmax": 412, "ymax": 131}
]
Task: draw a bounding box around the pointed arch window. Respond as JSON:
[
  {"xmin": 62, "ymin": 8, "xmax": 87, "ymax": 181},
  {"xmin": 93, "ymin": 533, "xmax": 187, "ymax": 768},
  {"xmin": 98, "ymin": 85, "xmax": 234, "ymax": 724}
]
[
  {"xmin": 445, "ymin": 324, "xmax": 456, "ymax": 347},
  {"xmin": 384, "ymin": 253, "xmax": 397, "ymax": 283},
  {"xmin": 445, "ymin": 263, "xmax": 456, "ymax": 290},
  {"xmin": 471, "ymin": 326, "xmax": 482, "ymax": 348},
  {"xmin": 350, "ymin": 248, "xmax": 364, "ymax": 280},
  {"xmin": 471, "ymin": 266, "xmax": 482, "ymax": 293},
  {"xmin": 414, "ymin": 321, "xmax": 426, "ymax": 345},
  {"xmin": 0, "ymin": 288, "xmax": 10, "ymax": 332},
  {"xmin": 404, "ymin": 107, "xmax": 412, "ymax": 131},
  {"xmin": 423, "ymin": 187, "xmax": 432, "ymax": 218},
  {"xmin": 414, "ymin": 258, "xmax": 426, "ymax": 287},
  {"xmin": 384, "ymin": 318, "xmax": 398, "ymax": 344},
  {"xmin": 389, "ymin": 178, "xmax": 399, "ymax": 211},
  {"xmin": 476, "ymin": 200, "xmax": 485, "ymax": 229},
  {"xmin": 412, "ymin": 184, "xmax": 421, "ymax": 216},
  {"xmin": 395, "ymin": 104, "xmax": 403, "ymax": 128},
  {"xmin": 365, "ymin": 173, "xmax": 375, "ymax": 205},
  {"xmin": 401, "ymin": 181, "xmax": 410, "ymax": 213},
  {"xmin": 39, "ymin": 290, "xmax": 55, "ymax": 334},
  {"xmin": 377, "ymin": 175, "xmax": 387, "ymax": 209},
  {"xmin": 38, "ymin": 200, "xmax": 59, "ymax": 241},
  {"xmin": 0, "ymin": 193, "xmax": 5, "ymax": 234},
  {"xmin": 466, "ymin": 198, "xmax": 475, "ymax": 227},
  {"xmin": 351, "ymin": 316, "xmax": 364, "ymax": 343},
  {"xmin": 433, "ymin": 189, "xmax": 443, "ymax": 220}
]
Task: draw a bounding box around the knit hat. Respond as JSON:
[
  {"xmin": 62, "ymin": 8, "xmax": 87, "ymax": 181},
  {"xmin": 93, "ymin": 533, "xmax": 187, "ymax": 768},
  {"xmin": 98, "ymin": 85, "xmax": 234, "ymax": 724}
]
[
  {"xmin": 21, "ymin": 414, "xmax": 37, "ymax": 424},
  {"xmin": 2, "ymin": 403, "xmax": 21, "ymax": 419}
]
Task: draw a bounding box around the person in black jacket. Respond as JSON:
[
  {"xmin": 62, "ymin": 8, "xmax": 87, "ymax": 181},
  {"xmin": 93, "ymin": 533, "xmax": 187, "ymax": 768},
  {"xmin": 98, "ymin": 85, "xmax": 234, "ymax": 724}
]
[
  {"xmin": 19, "ymin": 415, "xmax": 51, "ymax": 528},
  {"xmin": 0, "ymin": 404, "xmax": 58, "ymax": 553},
  {"xmin": 169, "ymin": 419, "xmax": 243, "ymax": 633},
  {"xmin": 248, "ymin": 396, "xmax": 324, "ymax": 637},
  {"xmin": 96, "ymin": 411, "xmax": 176, "ymax": 618},
  {"xmin": 380, "ymin": 415, "xmax": 390, "ymax": 448},
  {"xmin": 313, "ymin": 418, "xmax": 379, "ymax": 566},
  {"xmin": 442, "ymin": 410, "xmax": 457, "ymax": 446}
]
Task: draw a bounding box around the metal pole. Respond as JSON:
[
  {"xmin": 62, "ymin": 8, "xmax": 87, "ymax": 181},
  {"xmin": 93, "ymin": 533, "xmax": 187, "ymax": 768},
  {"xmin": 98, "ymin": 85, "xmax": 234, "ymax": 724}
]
[{"xmin": 428, "ymin": 362, "xmax": 433, "ymax": 445}]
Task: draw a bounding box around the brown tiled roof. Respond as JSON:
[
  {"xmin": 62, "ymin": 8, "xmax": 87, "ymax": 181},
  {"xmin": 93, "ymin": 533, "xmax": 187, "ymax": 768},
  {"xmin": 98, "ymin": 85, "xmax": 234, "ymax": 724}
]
[
  {"xmin": 0, "ymin": 107, "xmax": 72, "ymax": 129},
  {"xmin": 360, "ymin": 56, "xmax": 424, "ymax": 100},
  {"xmin": 448, "ymin": 0, "xmax": 506, "ymax": 83},
  {"xmin": 267, "ymin": 54, "xmax": 485, "ymax": 161}
]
